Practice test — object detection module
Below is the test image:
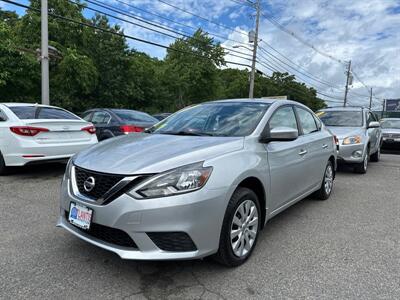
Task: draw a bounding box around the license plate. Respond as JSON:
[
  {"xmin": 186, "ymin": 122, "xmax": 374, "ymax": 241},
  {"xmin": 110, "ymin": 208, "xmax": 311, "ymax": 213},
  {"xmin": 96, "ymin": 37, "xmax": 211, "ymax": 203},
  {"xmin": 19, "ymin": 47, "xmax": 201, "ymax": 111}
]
[
  {"xmin": 68, "ymin": 202, "xmax": 93, "ymax": 230},
  {"xmin": 386, "ymin": 139, "xmax": 394, "ymax": 143}
]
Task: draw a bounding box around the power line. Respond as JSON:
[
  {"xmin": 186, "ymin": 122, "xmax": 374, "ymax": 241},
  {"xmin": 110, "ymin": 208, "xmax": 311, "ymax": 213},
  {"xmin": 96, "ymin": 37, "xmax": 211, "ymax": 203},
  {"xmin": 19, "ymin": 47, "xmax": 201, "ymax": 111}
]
[
  {"xmin": 156, "ymin": 0, "xmax": 249, "ymax": 37},
  {"xmin": 103, "ymin": 0, "xmax": 253, "ymax": 50},
  {"xmin": 259, "ymin": 41, "xmax": 373, "ymax": 99},
  {"xmin": 258, "ymin": 45, "xmax": 341, "ymax": 89},
  {"xmin": 83, "ymin": 0, "xmax": 253, "ymax": 58},
  {"xmin": 259, "ymin": 10, "xmax": 346, "ymax": 65},
  {"xmin": 1, "ymin": 0, "xmax": 252, "ymax": 69}
]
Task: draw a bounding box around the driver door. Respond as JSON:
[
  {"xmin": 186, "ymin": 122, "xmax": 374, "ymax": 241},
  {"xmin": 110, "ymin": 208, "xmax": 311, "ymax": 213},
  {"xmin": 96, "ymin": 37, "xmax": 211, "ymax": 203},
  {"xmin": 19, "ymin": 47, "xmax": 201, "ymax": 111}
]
[{"xmin": 265, "ymin": 105, "xmax": 310, "ymax": 212}]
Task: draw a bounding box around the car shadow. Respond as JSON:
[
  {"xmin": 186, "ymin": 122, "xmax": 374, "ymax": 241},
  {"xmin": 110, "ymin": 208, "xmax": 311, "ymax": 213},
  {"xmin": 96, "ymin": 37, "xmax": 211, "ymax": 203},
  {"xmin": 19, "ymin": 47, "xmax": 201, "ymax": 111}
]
[
  {"xmin": 59, "ymin": 195, "xmax": 321, "ymax": 298},
  {"xmin": 5, "ymin": 162, "xmax": 66, "ymax": 179}
]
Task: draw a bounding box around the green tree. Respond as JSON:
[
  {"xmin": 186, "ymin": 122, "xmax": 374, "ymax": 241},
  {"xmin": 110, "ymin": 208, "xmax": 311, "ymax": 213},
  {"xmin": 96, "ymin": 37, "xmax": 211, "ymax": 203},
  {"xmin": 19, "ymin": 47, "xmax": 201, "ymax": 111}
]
[{"xmin": 163, "ymin": 29, "xmax": 225, "ymax": 109}]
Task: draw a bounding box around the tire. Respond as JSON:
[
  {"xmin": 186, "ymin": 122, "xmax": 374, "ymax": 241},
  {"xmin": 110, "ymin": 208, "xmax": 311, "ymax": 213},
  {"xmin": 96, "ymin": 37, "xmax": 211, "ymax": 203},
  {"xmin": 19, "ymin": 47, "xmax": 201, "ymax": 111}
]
[
  {"xmin": 99, "ymin": 135, "xmax": 112, "ymax": 141},
  {"xmin": 370, "ymin": 145, "xmax": 381, "ymax": 162},
  {"xmin": 314, "ymin": 161, "xmax": 334, "ymax": 200},
  {"xmin": 354, "ymin": 150, "xmax": 369, "ymax": 174},
  {"xmin": 213, "ymin": 187, "xmax": 261, "ymax": 267},
  {"xmin": 0, "ymin": 152, "xmax": 9, "ymax": 176}
]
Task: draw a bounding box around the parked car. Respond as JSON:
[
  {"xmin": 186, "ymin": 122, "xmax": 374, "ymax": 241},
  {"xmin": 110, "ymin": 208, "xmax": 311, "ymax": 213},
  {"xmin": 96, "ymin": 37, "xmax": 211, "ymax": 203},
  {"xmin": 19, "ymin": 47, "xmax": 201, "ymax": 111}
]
[
  {"xmin": 0, "ymin": 103, "xmax": 97, "ymax": 175},
  {"xmin": 82, "ymin": 109, "xmax": 158, "ymax": 141},
  {"xmin": 153, "ymin": 113, "xmax": 172, "ymax": 121},
  {"xmin": 317, "ymin": 107, "xmax": 382, "ymax": 174},
  {"xmin": 380, "ymin": 118, "xmax": 400, "ymax": 148},
  {"xmin": 58, "ymin": 99, "xmax": 337, "ymax": 267}
]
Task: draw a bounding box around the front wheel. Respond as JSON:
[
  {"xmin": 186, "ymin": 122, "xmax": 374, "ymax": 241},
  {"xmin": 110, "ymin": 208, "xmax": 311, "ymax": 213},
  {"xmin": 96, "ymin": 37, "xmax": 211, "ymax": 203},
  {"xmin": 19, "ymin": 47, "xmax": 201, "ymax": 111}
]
[
  {"xmin": 314, "ymin": 161, "xmax": 334, "ymax": 200},
  {"xmin": 214, "ymin": 187, "xmax": 261, "ymax": 267},
  {"xmin": 354, "ymin": 152, "xmax": 368, "ymax": 174}
]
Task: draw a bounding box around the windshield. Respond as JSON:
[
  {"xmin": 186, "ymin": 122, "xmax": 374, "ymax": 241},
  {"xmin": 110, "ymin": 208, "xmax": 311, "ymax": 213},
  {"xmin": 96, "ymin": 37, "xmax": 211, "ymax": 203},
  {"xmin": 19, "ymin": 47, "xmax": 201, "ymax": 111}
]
[
  {"xmin": 317, "ymin": 110, "xmax": 363, "ymax": 127},
  {"xmin": 113, "ymin": 110, "xmax": 158, "ymax": 123},
  {"xmin": 150, "ymin": 102, "xmax": 270, "ymax": 137},
  {"xmin": 381, "ymin": 119, "xmax": 400, "ymax": 129}
]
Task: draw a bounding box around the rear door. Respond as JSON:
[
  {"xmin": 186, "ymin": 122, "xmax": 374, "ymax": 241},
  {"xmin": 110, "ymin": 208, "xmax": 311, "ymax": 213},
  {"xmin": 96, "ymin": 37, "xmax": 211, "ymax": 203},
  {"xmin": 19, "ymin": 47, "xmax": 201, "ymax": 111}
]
[
  {"xmin": 91, "ymin": 111, "xmax": 113, "ymax": 139},
  {"xmin": 295, "ymin": 106, "xmax": 331, "ymax": 189},
  {"xmin": 367, "ymin": 111, "xmax": 380, "ymax": 153}
]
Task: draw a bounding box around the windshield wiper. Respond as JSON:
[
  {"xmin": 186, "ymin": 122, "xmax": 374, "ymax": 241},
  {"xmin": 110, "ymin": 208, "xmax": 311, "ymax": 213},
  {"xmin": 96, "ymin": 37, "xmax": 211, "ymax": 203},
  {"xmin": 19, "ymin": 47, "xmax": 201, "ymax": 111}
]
[{"xmin": 158, "ymin": 130, "xmax": 214, "ymax": 136}]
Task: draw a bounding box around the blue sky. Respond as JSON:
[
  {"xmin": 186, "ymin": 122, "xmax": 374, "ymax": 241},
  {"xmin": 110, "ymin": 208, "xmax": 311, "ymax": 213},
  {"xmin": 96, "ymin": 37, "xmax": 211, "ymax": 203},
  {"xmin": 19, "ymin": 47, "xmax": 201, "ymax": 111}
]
[{"xmin": 1, "ymin": 0, "xmax": 399, "ymax": 108}]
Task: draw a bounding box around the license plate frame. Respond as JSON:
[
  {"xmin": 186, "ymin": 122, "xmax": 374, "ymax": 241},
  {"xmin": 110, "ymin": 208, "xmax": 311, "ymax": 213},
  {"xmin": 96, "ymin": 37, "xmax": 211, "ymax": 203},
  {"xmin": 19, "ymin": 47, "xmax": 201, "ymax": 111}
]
[{"xmin": 68, "ymin": 202, "xmax": 93, "ymax": 230}]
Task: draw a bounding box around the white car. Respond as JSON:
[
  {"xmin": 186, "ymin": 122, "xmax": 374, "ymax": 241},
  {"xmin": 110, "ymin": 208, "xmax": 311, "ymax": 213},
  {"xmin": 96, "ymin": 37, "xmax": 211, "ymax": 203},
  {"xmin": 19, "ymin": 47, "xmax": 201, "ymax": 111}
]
[{"xmin": 0, "ymin": 103, "xmax": 98, "ymax": 174}]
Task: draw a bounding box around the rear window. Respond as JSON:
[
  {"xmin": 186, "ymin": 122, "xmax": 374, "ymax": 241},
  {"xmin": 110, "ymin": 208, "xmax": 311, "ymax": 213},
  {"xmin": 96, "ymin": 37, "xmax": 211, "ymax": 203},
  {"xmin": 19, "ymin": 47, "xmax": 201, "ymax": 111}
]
[
  {"xmin": 113, "ymin": 110, "xmax": 157, "ymax": 123},
  {"xmin": 9, "ymin": 106, "xmax": 79, "ymax": 120}
]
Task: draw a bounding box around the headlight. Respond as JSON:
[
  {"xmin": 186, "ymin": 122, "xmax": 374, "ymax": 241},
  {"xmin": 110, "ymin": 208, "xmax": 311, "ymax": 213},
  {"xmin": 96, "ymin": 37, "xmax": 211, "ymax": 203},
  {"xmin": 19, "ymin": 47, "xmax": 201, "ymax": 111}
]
[
  {"xmin": 128, "ymin": 162, "xmax": 213, "ymax": 199},
  {"xmin": 342, "ymin": 136, "xmax": 362, "ymax": 145}
]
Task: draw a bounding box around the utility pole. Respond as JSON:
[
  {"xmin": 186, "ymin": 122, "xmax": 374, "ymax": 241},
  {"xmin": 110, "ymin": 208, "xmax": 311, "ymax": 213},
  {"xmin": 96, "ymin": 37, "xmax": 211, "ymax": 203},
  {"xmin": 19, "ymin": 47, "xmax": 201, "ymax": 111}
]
[
  {"xmin": 41, "ymin": 0, "xmax": 50, "ymax": 105},
  {"xmin": 343, "ymin": 60, "xmax": 352, "ymax": 107},
  {"xmin": 369, "ymin": 88, "xmax": 373, "ymax": 109},
  {"xmin": 248, "ymin": 0, "xmax": 260, "ymax": 99}
]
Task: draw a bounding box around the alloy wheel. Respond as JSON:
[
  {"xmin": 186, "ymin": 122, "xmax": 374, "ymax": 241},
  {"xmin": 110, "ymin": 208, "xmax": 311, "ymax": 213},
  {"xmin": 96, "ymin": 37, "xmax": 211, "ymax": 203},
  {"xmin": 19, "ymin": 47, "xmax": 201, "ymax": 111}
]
[
  {"xmin": 363, "ymin": 154, "xmax": 368, "ymax": 171},
  {"xmin": 324, "ymin": 164, "xmax": 333, "ymax": 195},
  {"xmin": 230, "ymin": 200, "xmax": 259, "ymax": 258}
]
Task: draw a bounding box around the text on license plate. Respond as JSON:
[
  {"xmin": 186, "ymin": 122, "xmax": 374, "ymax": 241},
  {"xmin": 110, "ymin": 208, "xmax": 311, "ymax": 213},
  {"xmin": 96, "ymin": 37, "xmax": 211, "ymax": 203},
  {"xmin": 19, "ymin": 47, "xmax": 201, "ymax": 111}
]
[{"xmin": 68, "ymin": 202, "xmax": 93, "ymax": 230}]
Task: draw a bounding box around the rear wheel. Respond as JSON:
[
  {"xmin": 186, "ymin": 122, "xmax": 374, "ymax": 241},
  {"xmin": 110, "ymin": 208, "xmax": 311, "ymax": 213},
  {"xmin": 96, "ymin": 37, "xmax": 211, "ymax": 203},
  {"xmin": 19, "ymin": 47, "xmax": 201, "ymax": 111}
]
[
  {"xmin": 354, "ymin": 151, "xmax": 368, "ymax": 174},
  {"xmin": 314, "ymin": 161, "xmax": 334, "ymax": 200},
  {"xmin": 0, "ymin": 152, "xmax": 9, "ymax": 175},
  {"xmin": 214, "ymin": 187, "xmax": 260, "ymax": 267}
]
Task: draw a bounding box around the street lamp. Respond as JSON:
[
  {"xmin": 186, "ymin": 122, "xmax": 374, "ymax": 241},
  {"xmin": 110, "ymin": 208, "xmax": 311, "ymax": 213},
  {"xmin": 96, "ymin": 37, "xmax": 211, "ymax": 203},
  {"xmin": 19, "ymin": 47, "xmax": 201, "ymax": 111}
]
[{"xmin": 232, "ymin": 44, "xmax": 253, "ymax": 52}]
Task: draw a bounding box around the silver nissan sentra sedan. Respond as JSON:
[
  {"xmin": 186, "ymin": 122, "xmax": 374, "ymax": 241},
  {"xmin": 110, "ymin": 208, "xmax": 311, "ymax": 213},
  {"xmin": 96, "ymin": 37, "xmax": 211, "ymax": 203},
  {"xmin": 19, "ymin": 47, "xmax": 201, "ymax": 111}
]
[{"xmin": 57, "ymin": 99, "xmax": 337, "ymax": 267}]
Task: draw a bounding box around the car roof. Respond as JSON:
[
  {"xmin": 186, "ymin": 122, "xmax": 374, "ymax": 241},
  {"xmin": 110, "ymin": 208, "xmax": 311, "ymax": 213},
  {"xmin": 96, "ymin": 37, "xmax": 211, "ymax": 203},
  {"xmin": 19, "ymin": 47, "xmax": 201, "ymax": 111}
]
[
  {"xmin": 210, "ymin": 98, "xmax": 279, "ymax": 104},
  {"xmin": 1, "ymin": 102, "xmax": 60, "ymax": 109},
  {"xmin": 319, "ymin": 106, "xmax": 367, "ymax": 112}
]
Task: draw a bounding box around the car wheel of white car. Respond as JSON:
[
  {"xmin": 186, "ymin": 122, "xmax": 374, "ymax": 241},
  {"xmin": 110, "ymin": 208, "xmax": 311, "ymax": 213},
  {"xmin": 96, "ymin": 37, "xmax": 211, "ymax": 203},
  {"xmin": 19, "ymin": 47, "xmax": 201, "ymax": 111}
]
[
  {"xmin": 0, "ymin": 152, "xmax": 9, "ymax": 176},
  {"xmin": 354, "ymin": 152, "xmax": 368, "ymax": 174},
  {"xmin": 314, "ymin": 160, "xmax": 334, "ymax": 200},
  {"xmin": 214, "ymin": 187, "xmax": 260, "ymax": 267}
]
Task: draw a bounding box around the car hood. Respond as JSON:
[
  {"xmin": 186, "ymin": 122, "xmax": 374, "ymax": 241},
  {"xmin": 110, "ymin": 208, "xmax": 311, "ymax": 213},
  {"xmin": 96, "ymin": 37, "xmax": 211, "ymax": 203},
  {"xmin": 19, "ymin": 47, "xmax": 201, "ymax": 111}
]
[
  {"xmin": 382, "ymin": 128, "xmax": 400, "ymax": 134},
  {"xmin": 73, "ymin": 133, "xmax": 244, "ymax": 174},
  {"xmin": 325, "ymin": 126, "xmax": 364, "ymax": 140}
]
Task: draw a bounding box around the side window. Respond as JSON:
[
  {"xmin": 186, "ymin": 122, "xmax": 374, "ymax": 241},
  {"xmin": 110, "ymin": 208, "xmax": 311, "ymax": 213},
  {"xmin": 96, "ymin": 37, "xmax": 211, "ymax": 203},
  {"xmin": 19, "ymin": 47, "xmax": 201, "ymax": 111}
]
[
  {"xmin": 268, "ymin": 106, "xmax": 298, "ymax": 131},
  {"xmin": 296, "ymin": 107, "xmax": 318, "ymax": 134},
  {"xmin": 314, "ymin": 115, "xmax": 322, "ymax": 130},
  {"xmin": 91, "ymin": 112, "xmax": 110, "ymax": 125},
  {"xmin": 82, "ymin": 112, "xmax": 92, "ymax": 122},
  {"xmin": 0, "ymin": 109, "xmax": 7, "ymax": 121}
]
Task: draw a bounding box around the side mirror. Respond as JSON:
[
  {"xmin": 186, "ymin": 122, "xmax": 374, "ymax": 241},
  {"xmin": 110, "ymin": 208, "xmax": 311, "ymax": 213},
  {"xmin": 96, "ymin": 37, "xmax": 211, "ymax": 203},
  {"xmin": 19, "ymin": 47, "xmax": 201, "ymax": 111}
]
[
  {"xmin": 260, "ymin": 127, "xmax": 299, "ymax": 143},
  {"xmin": 368, "ymin": 121, "xmax": 380, "ymax": 129}
]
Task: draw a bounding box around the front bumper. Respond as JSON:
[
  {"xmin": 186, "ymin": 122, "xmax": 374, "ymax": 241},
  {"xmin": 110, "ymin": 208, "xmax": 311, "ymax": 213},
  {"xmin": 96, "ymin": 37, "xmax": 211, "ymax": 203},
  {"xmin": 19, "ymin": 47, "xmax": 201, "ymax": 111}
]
[
  {"xmin": 57, "ymin": 178, "xmax": 228, "ymax": 260},
  {"xmin": 337, "ymin": 143, "xmax": 366, "ymax": 164}
]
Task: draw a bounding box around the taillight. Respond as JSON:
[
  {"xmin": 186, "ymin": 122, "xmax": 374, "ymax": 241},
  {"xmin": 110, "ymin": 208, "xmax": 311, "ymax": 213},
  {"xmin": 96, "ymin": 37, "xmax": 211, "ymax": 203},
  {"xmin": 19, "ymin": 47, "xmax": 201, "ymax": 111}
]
[
  {"xmin": 10, "ymin": 126, "xmax": 49, "ymax": 136},
  {"xmin": 120, "ymin": 125, "xmax": 144, "ymax": 134},
  {"xmin": 81, "ymin": 125, "xmax": 96, "ymax": 134}
]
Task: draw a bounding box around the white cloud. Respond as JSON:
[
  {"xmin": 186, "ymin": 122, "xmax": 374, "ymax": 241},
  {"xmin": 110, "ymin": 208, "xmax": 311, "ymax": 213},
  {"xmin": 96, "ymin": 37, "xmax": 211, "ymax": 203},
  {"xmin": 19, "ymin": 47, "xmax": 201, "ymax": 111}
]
[{"xmin": 98, "ymin": 0, "xmax": 400, "ymax": 107}]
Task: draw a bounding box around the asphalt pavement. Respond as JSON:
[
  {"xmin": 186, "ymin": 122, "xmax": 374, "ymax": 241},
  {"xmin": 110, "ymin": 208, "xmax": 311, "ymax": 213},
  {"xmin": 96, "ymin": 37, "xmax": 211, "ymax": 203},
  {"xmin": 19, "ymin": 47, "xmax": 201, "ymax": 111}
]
[{"xmin": 1, "ymin": 154, "xmax": 399, "ymax": 299}]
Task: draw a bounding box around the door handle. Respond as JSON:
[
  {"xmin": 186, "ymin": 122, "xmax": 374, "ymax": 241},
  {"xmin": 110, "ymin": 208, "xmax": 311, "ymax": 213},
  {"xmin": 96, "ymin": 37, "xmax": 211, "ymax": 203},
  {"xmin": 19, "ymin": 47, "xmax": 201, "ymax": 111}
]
[
  {"xmin": 298, "ymin": 149, "xmax": 308, "ymax": 156},
  {"xmin": 322, "ymin": 144, "xmax": 328, "ymax": 149}
]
